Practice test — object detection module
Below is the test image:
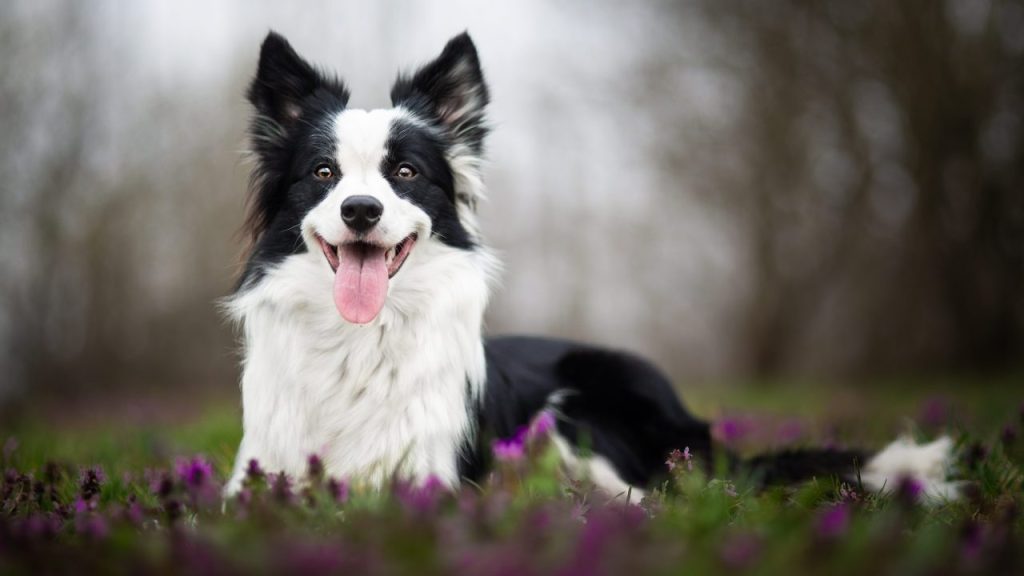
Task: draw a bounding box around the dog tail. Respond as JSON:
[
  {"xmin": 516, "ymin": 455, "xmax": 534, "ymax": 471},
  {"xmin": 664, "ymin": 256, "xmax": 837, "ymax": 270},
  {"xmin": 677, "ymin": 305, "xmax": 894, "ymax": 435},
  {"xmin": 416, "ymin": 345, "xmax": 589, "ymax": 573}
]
[{"xmin": 741, "ymin": 435, "xmax": 959, "ymax": 503}]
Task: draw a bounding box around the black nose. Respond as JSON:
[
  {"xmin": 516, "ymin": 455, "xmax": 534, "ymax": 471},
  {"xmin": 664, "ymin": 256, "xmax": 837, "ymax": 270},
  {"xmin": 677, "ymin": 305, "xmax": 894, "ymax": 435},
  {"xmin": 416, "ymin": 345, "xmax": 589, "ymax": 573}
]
[{"xmin": 340, "ymin": 196, "xmax": 383, "ymax": 233}]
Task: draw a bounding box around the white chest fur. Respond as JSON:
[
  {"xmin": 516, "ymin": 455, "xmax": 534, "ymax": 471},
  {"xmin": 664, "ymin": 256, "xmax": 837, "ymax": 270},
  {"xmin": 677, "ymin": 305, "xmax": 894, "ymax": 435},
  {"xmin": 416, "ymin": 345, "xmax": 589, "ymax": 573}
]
[{"xmin": 224, "ymin": 242, "xmax": 496, "ymax": 494}]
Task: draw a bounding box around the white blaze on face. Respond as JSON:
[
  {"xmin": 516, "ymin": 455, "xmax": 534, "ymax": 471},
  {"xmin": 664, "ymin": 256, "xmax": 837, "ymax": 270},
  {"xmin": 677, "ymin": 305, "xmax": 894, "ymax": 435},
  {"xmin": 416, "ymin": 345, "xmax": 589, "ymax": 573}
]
[{"xmin": 301, "ymin": 108, "xmax": 432, "ymax": 325}]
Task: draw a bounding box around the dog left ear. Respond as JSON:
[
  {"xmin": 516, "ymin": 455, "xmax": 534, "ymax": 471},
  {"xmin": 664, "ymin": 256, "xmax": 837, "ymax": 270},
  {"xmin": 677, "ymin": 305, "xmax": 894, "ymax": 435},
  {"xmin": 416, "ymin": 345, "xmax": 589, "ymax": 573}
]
[
  {"xmin": 248, "ymin": 32, "xmax": 349, "ymax": 138},
  {"xmin": 391, "ymin": 32, "xmax": 489, "ymax": 152}
]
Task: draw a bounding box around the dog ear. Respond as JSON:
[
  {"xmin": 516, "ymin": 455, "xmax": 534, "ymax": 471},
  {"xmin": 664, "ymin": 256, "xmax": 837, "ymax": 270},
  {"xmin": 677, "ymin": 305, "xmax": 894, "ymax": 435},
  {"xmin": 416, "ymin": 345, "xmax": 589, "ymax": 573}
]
[
  {"xmin": 247, "ymin": 32, "xmax": 346, "ymax": 137},
  {"xmin": 391, "ymin": 32, "xmax": 489, "ymax": 152}
]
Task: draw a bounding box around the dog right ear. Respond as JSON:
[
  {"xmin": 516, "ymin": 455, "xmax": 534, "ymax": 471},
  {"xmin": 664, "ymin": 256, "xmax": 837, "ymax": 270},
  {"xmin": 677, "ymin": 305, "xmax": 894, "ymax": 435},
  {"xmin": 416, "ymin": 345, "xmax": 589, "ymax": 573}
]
[
  {"xmin": 390, "ymin": 32, "xmax": 489, "ymax": 154},
  {"xmin": 247, "ymin": 32, "xmax": 348, "ymax": 137}
]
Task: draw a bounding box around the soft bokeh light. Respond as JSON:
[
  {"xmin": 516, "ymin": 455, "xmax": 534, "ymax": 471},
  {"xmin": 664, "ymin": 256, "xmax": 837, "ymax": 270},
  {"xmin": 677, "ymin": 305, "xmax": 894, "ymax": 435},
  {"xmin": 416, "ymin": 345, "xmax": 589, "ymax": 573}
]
[{"xmin": 1, "ymin": 0, "xmax": 1021, "ymax": 407}]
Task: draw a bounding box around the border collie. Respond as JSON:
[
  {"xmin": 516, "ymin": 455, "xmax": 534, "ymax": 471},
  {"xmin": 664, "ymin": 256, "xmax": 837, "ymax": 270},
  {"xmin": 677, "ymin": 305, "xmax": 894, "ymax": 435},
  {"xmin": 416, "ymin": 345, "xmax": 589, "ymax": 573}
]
[{"xmin": 225, "ymin": 32, "xmax": 958, "ymax": 501}]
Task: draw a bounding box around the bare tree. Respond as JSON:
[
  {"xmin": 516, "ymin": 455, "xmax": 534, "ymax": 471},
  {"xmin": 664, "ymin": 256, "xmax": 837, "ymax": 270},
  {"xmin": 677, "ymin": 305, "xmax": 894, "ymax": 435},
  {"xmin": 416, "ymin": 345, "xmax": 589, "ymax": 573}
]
[{"xmin": 686, "ymin": 0, "xmax": 1024, "ymax": 376}]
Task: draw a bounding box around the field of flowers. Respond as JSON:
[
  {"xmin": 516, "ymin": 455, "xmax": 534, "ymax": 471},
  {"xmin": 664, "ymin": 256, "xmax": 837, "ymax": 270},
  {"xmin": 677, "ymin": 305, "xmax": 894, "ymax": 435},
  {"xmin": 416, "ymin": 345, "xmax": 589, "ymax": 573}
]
[{"xmin": 1, "ymin": 384, "xmax": 1022, "ymax": 575}]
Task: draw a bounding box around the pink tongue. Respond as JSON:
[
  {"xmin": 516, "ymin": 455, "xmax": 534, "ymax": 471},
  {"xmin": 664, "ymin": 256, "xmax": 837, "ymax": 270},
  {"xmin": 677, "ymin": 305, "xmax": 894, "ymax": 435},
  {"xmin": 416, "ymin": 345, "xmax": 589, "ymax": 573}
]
[{"xmin": 333, "ymin": 244, "xmax": 389, "ymax": 324}]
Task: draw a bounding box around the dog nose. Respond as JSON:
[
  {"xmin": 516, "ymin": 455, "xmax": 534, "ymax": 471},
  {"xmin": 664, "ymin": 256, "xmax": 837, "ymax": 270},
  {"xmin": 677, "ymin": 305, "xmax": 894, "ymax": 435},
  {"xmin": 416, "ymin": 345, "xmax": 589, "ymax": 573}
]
[{"xmin": 340, "ymin": 196, "xmax": 383, "ymax": 233}]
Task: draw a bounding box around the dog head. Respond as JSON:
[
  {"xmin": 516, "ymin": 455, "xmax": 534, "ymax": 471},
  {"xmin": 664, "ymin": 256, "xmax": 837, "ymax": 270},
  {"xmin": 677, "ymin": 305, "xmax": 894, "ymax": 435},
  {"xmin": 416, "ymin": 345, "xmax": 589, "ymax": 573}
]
[{"xmin": 242, "ymin": 32, "xmax": 489, "ymax": 324}]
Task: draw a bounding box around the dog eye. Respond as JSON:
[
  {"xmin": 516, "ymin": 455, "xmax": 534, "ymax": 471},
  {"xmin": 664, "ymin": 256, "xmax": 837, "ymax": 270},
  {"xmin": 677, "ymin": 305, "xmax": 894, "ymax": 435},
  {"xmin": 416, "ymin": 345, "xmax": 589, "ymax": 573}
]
[
  {"xmin": 395, "ymin": 164, "xmax": 418, "ymax": 179},
  {"xmin": 314, "ymin": 164, "xmax": 334, "ymax": 180}
]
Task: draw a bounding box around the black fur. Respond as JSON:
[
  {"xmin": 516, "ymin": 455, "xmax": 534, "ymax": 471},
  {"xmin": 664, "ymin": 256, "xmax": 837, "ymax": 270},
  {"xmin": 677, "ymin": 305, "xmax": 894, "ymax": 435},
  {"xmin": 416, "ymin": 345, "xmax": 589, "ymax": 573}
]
[
  {"xmin": 240, "ymin": 31, "xmax": 874, "ymax": 495},
  {"xmin": 240, "ymin": 31, "xmax": 479, "ymax": 287},
  {"xmin": 241, "ymin": 32, "xmax": 351, "ymax": 288},
  {"xmin": 384, "ymin": 119, "xmax": 473, "ymax": 249},
  {"xmin": 745, "ymin": 448, "xmax": 869, "ymax": 486},
  {"xmin": 391, "ymin": 32, "xmax": 490, "ymax": 156},
  {"xmin": 461, "ymin": 336, "xmax": 870, "ymax": 492}
]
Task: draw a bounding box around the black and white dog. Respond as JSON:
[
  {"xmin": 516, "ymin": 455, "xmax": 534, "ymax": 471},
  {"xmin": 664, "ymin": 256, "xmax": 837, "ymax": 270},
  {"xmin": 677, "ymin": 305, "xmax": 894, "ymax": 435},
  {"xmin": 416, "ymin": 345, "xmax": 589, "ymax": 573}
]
[{"xmin": 225, "ymin": 32, "xmax": 957, "ymax": 500}]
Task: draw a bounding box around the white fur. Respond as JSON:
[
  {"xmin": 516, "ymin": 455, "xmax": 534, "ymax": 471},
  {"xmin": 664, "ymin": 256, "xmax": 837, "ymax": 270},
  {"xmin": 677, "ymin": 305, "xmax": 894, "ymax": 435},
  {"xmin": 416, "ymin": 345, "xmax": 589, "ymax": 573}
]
[
  {"xmin": 447, "ymin": 144, "xmax": 487, "ymax": 236},
  {"xmin": 225, "ymin": 107, "xmax": 499, "ymax": 495},
  {"xmin": 225, "ymin": 240, "xmax": 498, "ymax": 494},
  {"xmin": 303, "ymin": 108, "xmax": 430, "ymax": 251},
  {"xmin": 861, "ymin": 435, "xmax": 960, "ymax": 503}
]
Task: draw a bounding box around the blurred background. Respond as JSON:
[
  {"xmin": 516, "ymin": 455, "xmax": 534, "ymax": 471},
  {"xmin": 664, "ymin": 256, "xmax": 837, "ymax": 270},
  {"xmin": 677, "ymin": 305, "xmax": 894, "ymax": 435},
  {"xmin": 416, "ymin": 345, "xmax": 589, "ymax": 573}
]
[{"xmin": 1, "ymin": 0, "xmax": 1022, "ymax": 428}]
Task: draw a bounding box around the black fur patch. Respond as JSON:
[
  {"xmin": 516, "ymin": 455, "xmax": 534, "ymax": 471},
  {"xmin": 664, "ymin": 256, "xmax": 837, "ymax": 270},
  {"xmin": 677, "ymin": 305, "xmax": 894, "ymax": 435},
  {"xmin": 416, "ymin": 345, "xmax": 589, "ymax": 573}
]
[
  {"xmin": 465, "ymin": 336, "xmax": 870, "ymax": 492},
  {"xmin": 383, "ymin": 119, "xmax": 473, "ymax": 249},
  {"xmin": 236, "ymin": 33, "xmax": 877, "ymax": 497},
  {"xmin": 745, "ymin": 448, "xmax": 869, "ymax": 486},
  {"xmin": 240, "ymin": 32, "xmax": 350, "ymax": 287},
  {"xmin": 461, "ymin": 336, "xmax": 713, "ymax": 488},
  {"xmin": 391, "ymin": 32, "xmax": 490, "ymax": 155},
  {"xmin": 239, "ymin": 32, "xmax": 488, "ymax": 288}
]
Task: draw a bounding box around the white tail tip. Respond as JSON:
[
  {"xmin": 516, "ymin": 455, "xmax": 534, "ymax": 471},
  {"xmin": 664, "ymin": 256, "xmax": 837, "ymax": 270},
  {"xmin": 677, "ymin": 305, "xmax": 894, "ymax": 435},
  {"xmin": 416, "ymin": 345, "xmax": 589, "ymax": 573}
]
[{"xmin": 862, "ymin": 435, "xmax": 960, "ymax": 504}]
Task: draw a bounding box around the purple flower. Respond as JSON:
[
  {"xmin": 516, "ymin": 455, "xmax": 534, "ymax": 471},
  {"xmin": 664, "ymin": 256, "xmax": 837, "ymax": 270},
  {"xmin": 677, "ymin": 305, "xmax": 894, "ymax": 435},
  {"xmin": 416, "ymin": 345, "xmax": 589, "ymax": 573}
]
[
  {"xmin": 666, "ymin": 447, "xmax": 694, "ymax": 472},
  {"xmin": 816, "ymin": 503, "xmax": 850, "ymax": 539},
  {"xmin": 78, "ymin": 466, "xmax": 105, "ymax": 500},
  {"xmin": 75, "ymin": 514, "xmax": 109, "ymax": 540},
  {"xmin": 896, "ymin": 475, "xmax": 924, "ymax": 504},
  {"xmin": 163, "ymin": 498, "xmax": 183, "ymax": 524},
  {"xmin": 270, "ymin": 472, "xmax": 293, "ymax": 504},
  {"xmin": 150, "ymin": 471, "xmax": 174, "ymax": 499},
  {"xmin": 838, "ymin": 483, "xmax": 861, "ymax": 504},
  {"xmin": 22, "ymin": 513, "xmax": 61, "ymax": 539},
  {"xmin": 73, "ymin": 497, "xmax": 94, "ymax": 514},
  {"xmin": 72, "ymin": 493, "xmax": 107, "ymax": 540},
  {"xmin": 236, "ymin": 488, "xmax": 252, "ymax": 508},
  {"xmin": 306, "ymin": 454, "xmax": 325, "ymax": 481},
  {"xmin": 713, "ymin": 417, "xmax": 751, "ymax": 446},
  {"xmin": 666, "ymin": 449, "xmax": 682, "ymax": 471},
  {"xmin": 126, "ymin": 501, "xmax": 145, "ymax": 525},
  {"xmin": 246, "ymin": 458, "xmax": 265, "ymax": 481},
  {"xmin": 528, "ymin": 411, "xmax": 557, "ymax": 440},
  {"xmin": 325, "ymin": 477, "xmax": 349, "ymax": 503},
  {"xmin": 394, "ymin": 475, "xmax": 448, "ymax": 514},
  {"xmin": 493, "ymin": 414, "xmax": 555, "ymax": 462},
  {"xmin": 175, "ymin": 456, "xmax": 219, "ymax": 508},
  {"xmin": 492, "ymin": 439, "xmax": 524, "ymax": 460},
  {"xmin": 492, "ymin": 428, "xmax": 527, "ymax": 461},
  {"xmin": 561, "ymin": 508, "xmax": 622, "ymax": 574},
  {"xmin": 175, "ymin": 456, "xmax": 214, "ymax": 489},
  {"xmin": 775, "ymin": 419, "xmax": 805, "ymax": 445}
]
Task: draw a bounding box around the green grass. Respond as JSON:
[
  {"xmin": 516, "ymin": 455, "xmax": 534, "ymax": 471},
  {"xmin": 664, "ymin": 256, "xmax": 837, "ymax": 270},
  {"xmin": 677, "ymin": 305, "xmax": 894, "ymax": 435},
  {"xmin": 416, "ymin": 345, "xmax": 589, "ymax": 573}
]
[
  {"xmin": 7, "ymin": 403, "xmax": 243, "ymax": 476},
  {"xmin": 1, "ymin": 380, "xmax": 1022, "ymax": 575}
]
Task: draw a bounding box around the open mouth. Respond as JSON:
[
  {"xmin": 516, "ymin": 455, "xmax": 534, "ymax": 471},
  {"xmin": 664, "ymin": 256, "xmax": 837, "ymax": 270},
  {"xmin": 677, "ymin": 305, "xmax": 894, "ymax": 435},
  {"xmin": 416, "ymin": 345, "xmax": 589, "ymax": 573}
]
[
  {"xmin": 315, "ymin": 233, "xmax": 418, "ymax": 324},
  {"xmin": 316, "ymin": 233, "xmax": 418, "ymax": 279}
]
